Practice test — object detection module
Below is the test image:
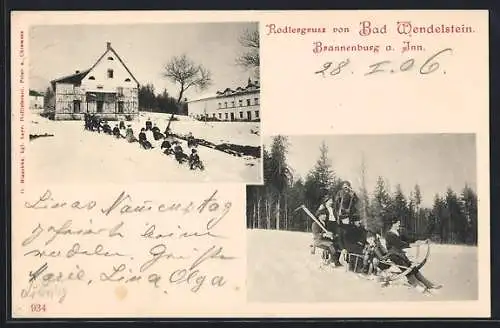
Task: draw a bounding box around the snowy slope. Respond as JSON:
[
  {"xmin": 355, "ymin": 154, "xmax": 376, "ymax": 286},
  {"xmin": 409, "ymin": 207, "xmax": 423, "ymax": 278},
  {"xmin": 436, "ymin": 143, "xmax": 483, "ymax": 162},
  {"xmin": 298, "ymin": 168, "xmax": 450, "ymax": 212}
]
[
  {"xmin": 247, "ymin": 229, "xmax": 478, "ymax": 302},
  {"xmin": 138, "ymin": 112, "xmax": 261, "ymax": 147},
  {"xmin": 27, "ymin": 114, "xmax": 262, "ymax": 183}
]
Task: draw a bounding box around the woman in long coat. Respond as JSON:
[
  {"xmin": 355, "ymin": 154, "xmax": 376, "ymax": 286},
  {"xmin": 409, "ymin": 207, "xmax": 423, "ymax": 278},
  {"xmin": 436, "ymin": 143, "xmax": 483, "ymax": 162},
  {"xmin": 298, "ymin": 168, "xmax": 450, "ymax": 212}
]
[{"xmin": 384, "ymin": 218, "xmax": 442, "ymax": 293}]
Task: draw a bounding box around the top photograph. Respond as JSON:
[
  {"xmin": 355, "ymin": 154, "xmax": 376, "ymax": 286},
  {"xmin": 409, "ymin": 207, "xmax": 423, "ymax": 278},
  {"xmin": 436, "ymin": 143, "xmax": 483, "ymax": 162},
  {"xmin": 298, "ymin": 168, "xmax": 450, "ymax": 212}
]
[{"xmin": 27, "ymin": 22, "xmax": 262, "ymax": 184}]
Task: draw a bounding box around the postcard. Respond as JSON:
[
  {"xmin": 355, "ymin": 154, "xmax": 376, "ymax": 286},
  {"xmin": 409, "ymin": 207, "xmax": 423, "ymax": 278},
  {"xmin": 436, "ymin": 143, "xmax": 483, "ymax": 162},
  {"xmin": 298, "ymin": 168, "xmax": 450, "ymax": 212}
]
[{"xmin": 10, "ymin": 10, "xmax": 489, "ymax": 318}]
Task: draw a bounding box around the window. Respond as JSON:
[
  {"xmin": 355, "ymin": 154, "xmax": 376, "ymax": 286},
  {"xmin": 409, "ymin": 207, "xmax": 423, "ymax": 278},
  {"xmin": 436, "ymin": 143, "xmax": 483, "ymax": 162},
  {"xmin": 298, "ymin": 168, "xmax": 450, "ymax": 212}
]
[
  {"xmin": 231, "ymin": 101, "xmax": 235, "ymax": 107},
  {"xmin": 212, "ymin": 113, "xmax": 216, "ymax": 118},
  {"xmin": 117, "ymin": 87, "xmax": 124, "ymax": 96},
  {"xmin": 97, "ymin": 85, "xmax": 103, "ymax": 89},
  {"xmin": 255, "ymin": 110, "xmax": 259, "ymax": 118},
  {"xmin": 255, "ymin": 97, "xmax": 259, "ymax": 105},
  {"xmin": 107, "ymin": 69, "xmax": 114, "ymax": 78},
  {"xmin": 246, "ymin": 99, "xmax": 251, "ymax": 106},
  {"xmin": 218, "ymin": 102, "xmax": 221, "ymax": 109},
  {"xmin": 239, "ymin": 111, "xmax": 243, "ymax": 119},
  {"xmin": 118, "ymin": 101, "xmax": 124, "ymax": 113},
  {"xmin": 224, "ymin": 102, "xmax": 227, "ymax": 108},
  {"xmin": 73, "ymin": 100, "xmax": 81, "ymax": 113},
  {"xmin": 125, "ymin": 78, "xmax": 131, "ymax": 82},
  {"xmin": 247, "ymin": 111, "xmax": 252, "ymax": 120},
  {"xmin": 97, "ymin": 101, "xmax": 104, "ymax": 113},
  {"xmin": 225, "ymin": 113, "xmax": 228, "ymax": 120},
  {"xmin": 107, "ymin": 56, "xmax": 114, "ymax": 60},
  {"xmin": 89, "ymin": 76, "xmax": 95, "ymax": 80},
  {"xmin": 218, "ymin": 113, "xmax": 222, "ymax": 119},
  {"xmin": 239, "ymin": 100, "xmax": 243, "ymax": 107}
]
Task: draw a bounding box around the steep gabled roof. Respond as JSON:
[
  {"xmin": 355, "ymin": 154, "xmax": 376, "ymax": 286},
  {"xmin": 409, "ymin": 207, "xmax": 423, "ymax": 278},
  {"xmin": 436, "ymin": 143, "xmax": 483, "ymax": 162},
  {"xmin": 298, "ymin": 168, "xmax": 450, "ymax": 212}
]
[{"xmin": 50, "ymin": 42, "xmax": 140, "ymax": 89}]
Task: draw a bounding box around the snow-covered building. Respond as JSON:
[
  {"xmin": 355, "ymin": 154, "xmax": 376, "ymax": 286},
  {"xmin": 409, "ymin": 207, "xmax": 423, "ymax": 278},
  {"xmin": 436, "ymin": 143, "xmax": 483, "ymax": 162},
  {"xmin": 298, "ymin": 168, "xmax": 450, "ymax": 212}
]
[
  {"xmin": 188, "ymin": 79, "xmax": 260, "ymax": 121},
  {"xmin": 29, "ymin": 90, "xmax": 44, "ymax": 110},
  {"xmin": 50, "ymin": 42, "xmax": 140, "ymax": 120}
]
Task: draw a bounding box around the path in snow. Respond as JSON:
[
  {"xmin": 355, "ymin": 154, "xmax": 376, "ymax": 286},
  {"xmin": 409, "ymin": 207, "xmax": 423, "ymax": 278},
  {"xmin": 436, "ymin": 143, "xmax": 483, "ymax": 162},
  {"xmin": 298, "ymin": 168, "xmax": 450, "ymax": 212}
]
[
  {"xmin": 27, "ymin": 114, "xmax": 262, "ymax": 183},
  {"xmin": 247, "ymin": 229, "xmax": 478, "ymax": 302}
]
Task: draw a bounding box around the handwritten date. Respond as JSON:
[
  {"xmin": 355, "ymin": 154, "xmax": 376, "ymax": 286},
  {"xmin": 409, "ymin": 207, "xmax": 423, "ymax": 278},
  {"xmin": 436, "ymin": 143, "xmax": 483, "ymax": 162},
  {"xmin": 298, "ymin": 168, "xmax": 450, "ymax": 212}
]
[{"xmin": 315, "ymin": 48, "xmax": 453, "ymax": 78}]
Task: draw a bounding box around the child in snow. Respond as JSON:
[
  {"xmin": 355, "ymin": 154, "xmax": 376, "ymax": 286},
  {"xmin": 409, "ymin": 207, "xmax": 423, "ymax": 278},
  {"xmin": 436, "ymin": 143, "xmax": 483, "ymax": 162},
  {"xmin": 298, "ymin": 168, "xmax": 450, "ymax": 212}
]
[
  {"xmin": 124, "ymin": 125, "xmax": 137, "ymax": 143},
  {"xmin": 173, "ymin": 145, "xmax": 188, "ymax": 163},
  {"xmin": 187, "ymin": 132, "xmax": 196, "ymax": 148},
  {"xmin": 152, "ymin": 124, "xmax": 164, "ymax": 141},
  {"xmin": 189, "ymin": 148, "xmax": 203, "ymax": 170},
  {"xmin": 112, "ymin": 124, "xmax": 121, "ymax": 138},
  {"xmin": 161, "ymin": 138, "xmax": 173, "ymax": 155},
  {"xmin": 102, "ymin": 121, "xmax": 112, "ymax": 135},
  {"xmin": 138, "ymin": 128, "xmax": 153, "ymax": 149},
  {"xmin": 145, "ymin": 118, "xmax": 153, "ymax": 131}
]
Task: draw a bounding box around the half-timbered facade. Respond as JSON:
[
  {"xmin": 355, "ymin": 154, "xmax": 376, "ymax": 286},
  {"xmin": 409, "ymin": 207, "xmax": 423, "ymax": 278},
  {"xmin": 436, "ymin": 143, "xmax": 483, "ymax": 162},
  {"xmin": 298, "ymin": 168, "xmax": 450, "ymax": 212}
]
[{"xmin": 50, "ymin": 42, "xmax": 139, "ymax": 120}]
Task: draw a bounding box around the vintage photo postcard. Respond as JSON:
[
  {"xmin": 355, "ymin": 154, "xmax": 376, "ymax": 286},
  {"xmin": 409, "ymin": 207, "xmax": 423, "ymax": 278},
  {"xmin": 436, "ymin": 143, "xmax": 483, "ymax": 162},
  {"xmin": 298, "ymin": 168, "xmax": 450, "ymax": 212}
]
[
  {"xmin": 10, "ymin": 10, "xmax": 489, "ymax": 319},
  {"xmin": 24, "ymin": 22, "xmax": 262, "ymax": 184}
]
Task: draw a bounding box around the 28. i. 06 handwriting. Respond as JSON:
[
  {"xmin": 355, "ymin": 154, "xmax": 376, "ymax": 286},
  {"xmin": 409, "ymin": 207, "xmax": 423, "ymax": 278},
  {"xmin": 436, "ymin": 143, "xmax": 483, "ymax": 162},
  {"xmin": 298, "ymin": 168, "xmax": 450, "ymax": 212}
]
[{"xmin": 315, "ymin": 48, "xmax": 453, "ymax": 78}]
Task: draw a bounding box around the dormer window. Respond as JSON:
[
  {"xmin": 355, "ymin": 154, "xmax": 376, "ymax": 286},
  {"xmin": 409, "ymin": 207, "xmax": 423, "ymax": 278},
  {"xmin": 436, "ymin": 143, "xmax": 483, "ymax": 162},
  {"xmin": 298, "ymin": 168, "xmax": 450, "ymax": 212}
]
[
  {"xmin": 124, "ymin": 78, "xmax": 131, "ymax": 82},
  {"xmin": 107, "ymin": 56, "xmax": 114, "ymax": 60},
  {"xmin": 89, "ymin": 76, "xmax": 95, "ymax": 80},
  {"xmin": 107, "ymin": 69, "xmax": 114, "ymax": 78}
]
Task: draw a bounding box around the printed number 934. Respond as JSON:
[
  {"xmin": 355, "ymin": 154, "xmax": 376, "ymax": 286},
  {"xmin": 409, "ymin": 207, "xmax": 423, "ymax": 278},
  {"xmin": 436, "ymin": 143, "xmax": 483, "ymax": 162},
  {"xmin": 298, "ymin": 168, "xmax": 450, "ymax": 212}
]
[{"xmin": 31, "ymin": 303, "xmax": 47, "ymax": 312}]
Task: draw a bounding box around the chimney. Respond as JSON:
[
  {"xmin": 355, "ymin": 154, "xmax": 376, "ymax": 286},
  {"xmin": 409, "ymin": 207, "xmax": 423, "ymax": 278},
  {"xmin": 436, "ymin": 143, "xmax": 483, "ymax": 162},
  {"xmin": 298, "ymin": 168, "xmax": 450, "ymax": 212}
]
[{"xmin": 106, "ymin": 42, "xmax": 111, "ymax": 50}]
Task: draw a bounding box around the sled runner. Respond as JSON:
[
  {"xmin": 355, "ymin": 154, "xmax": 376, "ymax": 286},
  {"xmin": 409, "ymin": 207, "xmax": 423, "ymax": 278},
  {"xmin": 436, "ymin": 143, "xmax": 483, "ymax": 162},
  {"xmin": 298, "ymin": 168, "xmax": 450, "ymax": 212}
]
[{"xmin": 296, "ymin": 204, "xmax": 431, "ymax": 284}]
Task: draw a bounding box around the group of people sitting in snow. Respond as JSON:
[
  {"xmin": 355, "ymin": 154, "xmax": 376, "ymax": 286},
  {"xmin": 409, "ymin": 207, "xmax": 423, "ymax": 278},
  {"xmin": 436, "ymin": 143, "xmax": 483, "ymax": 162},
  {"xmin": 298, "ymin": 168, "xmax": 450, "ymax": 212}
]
[
  {"xmin": 83, "ymin": 114, "xmax": 204, "ymax": 170},
  {"xmin": 310, "ymin": 180, "xmax": 442, "ymax": 294}
]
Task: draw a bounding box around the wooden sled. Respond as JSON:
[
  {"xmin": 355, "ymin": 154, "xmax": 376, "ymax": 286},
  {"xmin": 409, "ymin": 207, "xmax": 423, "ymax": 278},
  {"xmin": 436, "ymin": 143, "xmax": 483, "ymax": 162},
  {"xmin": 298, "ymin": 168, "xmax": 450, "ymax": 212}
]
[{"xmin": 296, "ymin": 204, "xmax": 431, "ymax": 284}]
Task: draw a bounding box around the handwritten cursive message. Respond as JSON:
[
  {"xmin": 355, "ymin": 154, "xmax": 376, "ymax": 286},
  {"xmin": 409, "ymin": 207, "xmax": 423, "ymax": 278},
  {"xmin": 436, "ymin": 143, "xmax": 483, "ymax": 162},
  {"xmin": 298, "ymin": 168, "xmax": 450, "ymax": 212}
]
[{"xmin": 13, "ymin": 185, "xmax": 245, "ymax": 314}]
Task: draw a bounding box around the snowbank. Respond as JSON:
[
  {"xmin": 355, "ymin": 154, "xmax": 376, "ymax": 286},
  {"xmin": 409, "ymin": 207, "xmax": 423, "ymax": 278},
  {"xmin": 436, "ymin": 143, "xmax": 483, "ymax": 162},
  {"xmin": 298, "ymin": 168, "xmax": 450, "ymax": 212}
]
[
  {"xmin": 247, "ymin": 229, "xmax": 478, "ymax": 302},
  {"xmin": 26, "ymin": 115, "xmax": 262, "ymax": 183}
]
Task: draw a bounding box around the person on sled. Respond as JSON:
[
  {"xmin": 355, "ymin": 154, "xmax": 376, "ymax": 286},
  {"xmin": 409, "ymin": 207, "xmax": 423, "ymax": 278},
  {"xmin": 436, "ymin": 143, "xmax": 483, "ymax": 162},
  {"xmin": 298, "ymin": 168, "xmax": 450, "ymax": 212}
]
[
  {"xmin": 311, "ymin": 211, "xmax": 340, "ymax": 267},
  {"xmin": 145, "ymin": 117, "xmax": 153, "ymax": 131},
  {"xmin": 384, "ymin": 218, "xmax": 442, "ymax": 293},
  {"xmin": 315, "ymin": 195, "xmax": 343, "ymax": 266},
  {"xmin": 112, "ymin": 124, "xmax": 122, "ymax": 139},
  {"xmin": 124, "ymin": 125, "xmax": 137, "ymax": 143},
  {"xmin": 152, "ymin": 124, "xmax": 164, "ymax": 141},
  {"xmin": 101, "ymin": 120, "xmax": 112, "ymax": 135},
  {"xmin": 138, "ymin": 128, "xmax": 154, "ymax": 150},
  {"xmin": 361, "ymin": 231, "xmax": 386, "ymax": 277},
  {"xmin": 187, "ymin": 132, "xmax": 196, "ymax": 148},
  {"xmin": 189, "ymin": 148, "xmax": 203, "ymax": 170},
  {"xmin": 173, "ymin": 145, "xmax": 189, "ymax": 164},
  {"xmin": 161, "ymin": 138, "xmax": 173, "ymax": 155}
]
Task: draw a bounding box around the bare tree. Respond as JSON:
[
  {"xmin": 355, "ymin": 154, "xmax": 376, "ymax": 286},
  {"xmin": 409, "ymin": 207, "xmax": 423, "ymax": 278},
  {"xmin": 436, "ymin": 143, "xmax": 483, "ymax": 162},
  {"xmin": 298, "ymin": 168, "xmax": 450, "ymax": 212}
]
[
  {"xmin": 162, "ymin": 54, "xmax": 212, "ymax": 131},
  {"xmin": 236, "ymin": 29, "xmax": 260, "ymax": 78}
]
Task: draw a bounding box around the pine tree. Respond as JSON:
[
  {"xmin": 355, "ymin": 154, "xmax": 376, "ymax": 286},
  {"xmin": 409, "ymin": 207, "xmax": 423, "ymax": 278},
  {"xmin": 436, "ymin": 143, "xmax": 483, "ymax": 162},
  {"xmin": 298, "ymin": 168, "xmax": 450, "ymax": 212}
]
[
  {"xmin": 358, "ymin": 154, "xmax": 370, "ymax": 228},
  {"xmin": 460, "ymin": 184, "xmax": 478, "ymax": 245},
  {"xmin": 304, "ymin": 141, "xmax": 336, "ymax": 212},
  {"xmin": 369, "ymin": 176, "xmax": 392, "ymax": 232}
]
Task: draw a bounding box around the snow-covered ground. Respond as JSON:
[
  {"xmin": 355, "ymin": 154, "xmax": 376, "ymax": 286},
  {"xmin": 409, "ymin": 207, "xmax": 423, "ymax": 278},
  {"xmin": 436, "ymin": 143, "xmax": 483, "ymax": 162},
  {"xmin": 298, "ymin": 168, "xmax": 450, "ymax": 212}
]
[
  {"xmin": 139, "ymin": 112, "xmax": 261, "ymax": 147},
  {"xmin": 247, "ymin": 229, "xmax": 478, "ymax": 302},
  {"xmin": 27, "ymin": 113, "xmax": 262, "ymax": 183}
]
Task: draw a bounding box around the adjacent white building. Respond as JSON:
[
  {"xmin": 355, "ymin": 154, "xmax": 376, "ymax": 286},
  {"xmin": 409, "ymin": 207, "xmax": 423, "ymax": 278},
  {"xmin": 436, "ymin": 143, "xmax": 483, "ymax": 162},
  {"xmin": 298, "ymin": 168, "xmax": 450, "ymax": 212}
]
[
  {"xmin": 29, "ymin": 90, "xmax": 44, "ymax": 110},
  {"xmin": 188, "ymin": 79, "xmax": 260, "ymax": 121}
]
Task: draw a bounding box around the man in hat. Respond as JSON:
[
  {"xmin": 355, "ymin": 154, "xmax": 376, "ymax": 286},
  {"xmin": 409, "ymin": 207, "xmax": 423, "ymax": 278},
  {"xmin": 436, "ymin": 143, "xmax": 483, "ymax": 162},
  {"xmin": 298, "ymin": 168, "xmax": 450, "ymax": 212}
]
[
  {"xmin": 124, "ymin": 125, "xmax": 137, "ymax": 143},
  {"xmin": 315, "ymin": 195, "xmax": 344, "ymax": 265},
  {"xmin": 334, "ymin": 181, "xmax": 359, "ymax": 224},
  {"xmin": 311, "ymin": 212, "xmax": 340, "ymax": 267},
  {"xmin": 145, "ymin": 117, "xmax": 153, "ymax": 131}
]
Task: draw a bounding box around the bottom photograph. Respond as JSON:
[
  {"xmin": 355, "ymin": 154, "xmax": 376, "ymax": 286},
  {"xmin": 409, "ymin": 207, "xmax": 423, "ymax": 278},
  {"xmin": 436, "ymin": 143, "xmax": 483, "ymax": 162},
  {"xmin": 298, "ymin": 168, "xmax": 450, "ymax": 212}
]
[{"xmin": 246, "ymin": 133, "xmax": 478, "ymax": 303}]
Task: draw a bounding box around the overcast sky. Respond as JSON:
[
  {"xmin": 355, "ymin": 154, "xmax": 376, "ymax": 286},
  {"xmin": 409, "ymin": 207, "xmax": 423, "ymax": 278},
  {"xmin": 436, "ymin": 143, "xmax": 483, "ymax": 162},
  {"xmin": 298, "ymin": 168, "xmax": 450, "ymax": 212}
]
[
  {"xmin": 29, "ymin": 22, "xmax": 258, "ymax": 99},
  {"xmin": 264, "ymin": 134, "xmax": 476, "ymax": 207}
]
